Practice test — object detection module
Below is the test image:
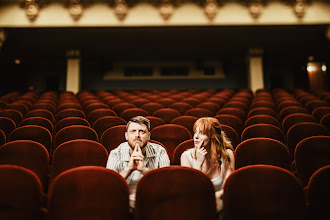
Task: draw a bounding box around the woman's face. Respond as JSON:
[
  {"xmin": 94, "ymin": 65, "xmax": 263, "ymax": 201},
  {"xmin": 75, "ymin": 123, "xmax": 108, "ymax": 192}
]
[{"xmin": 194, "ymin": 125, "xmax": 210, "ymax": 148}]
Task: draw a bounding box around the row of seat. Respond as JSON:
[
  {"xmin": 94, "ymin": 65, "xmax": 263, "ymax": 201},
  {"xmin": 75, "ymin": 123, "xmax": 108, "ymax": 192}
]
[{"xmin": 1, "ymin": 164, "xmax": 329, "ymax": 220}]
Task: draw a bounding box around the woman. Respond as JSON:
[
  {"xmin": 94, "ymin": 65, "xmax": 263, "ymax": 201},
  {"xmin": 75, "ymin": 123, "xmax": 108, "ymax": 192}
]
[{"xmin": 180, "ymin": 117, "xmax": 235, "ymax": 215}]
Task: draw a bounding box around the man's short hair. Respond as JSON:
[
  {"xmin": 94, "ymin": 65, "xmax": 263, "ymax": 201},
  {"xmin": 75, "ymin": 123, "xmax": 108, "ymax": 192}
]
[{"xmin": 126, "ymin": 116, "xmax": 151, "ymax": 131}]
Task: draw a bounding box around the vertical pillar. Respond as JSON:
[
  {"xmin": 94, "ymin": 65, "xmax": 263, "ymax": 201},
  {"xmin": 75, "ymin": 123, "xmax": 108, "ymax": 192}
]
[
  {"xmin": 248, "ymin": 48, "xmax": 264, "ymax": 93},
  {"xmin": 0, "ymin": 29, "xmax": 7, "ymax": 54},
  {"xmin": 66, "ymin": 49, "xmax": 81, "ymax": 93}
]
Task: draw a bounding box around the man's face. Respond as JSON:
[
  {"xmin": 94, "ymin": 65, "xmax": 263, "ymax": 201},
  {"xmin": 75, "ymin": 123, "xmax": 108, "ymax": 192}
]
[{"xmin": 125, "ymin": 122, "xmax": 150, "ymax": 149}]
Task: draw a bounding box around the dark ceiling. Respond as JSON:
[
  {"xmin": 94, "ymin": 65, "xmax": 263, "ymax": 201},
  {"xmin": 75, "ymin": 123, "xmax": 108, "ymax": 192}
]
[{"xmin": 1, "ymin": 25, "xmax": 330, "ymax": 63}]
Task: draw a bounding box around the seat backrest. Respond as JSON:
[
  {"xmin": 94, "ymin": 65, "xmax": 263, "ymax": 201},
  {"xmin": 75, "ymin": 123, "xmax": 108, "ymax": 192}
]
[
  {"xmin": 100, "ymin": 125, "xmax": 127, "ymax": 153},
  {"xmin": 152, "ymin": 108, "xmax": 181, "ymax": 124},
  {"xmin": 134, "ymin": 166, "xmax": 217, "ymax": 220},
  {"xmin": 168, "ymin": 102, "xmax": 193, "ymax": 115},
  {"xmin": 216, "ymin": 107, "xmax": 246, "ymax": 124},
  {"xmin": 19, "ymin": 117, "xmax": 53, "ymax": 133},
  {"xmin": 6, "ymin": 103, "xmax": 29, "ymax": 116},
  {"xmin": 215, "ymin": 114, "xmax": 244, "ymax": 136},
  {"xmin": 294, "ymin": 136, "xmax": 330, "ymax": 186},
  {"xmin": 49, "ymin": 140, "xmax": 108, "ymax": 184},
  {"xmin": 145, "ymin": 116, "xmax": 165, "ymax": 130},
  {"xmin": 171, "ymin": 115, "xmax": 198, "ymax": 136},
  {"xmin": 0, "ymin": 165, "xmax": 44, "ymax": 220},
  {"xmin": 53, "ymin": 125, "xmax": 98, "ymax": 153},
  {"xmin": 278, "ymin": 106, "xmax": 308, "ymax": 122},
  {"xmin": 312, "ymin": 106, "xmax": 330, "ymax": 122},
  {"xmin": 241, "ymin": 123, "xmax": 285, "ymax": 145},
  {"xmin": 307, "ymin": 165, "xmax": 330, "ymax": 220},
  {"xmin": 156, "ymin": 98, "xmax": 176, "ymax": 107},
  {"xmin": 55, "ymin": 108, "xmax": 85, "ymax": 122},
  {"xmin": 281, "ymin": 113, "xmax": 317, "ymax": 134},
  {"xmin": 56, "ymin": 103, "xmax": 82, "ymax": 113},
  {"xmin": 0, "ymin": 140, "xmax": 50, "ymax": 191},
  {"xmin": 0, "ymin": 116, "xmax": 16, "ymax": 139},
  {"xmin": 112, "ymin": 102, "xmax": 136, "ymax": 116},
  {"xmin": 287, "ymin": 122, "xmax": 328, "ymax": 160},
  {"xmin": 151, "ymin": 124, "xmax": 192, "ymax": 162},
  {"xmin": 184, "ymin": 108, "xmax": 214, "ymax": 118},
  {"xmin": 247, "ymin": 107, "xmax": 277, "ymax": 119},
  {"xmin": 172, "ymin": 139, "xmax": 194, "ymax": 165},
  {"xmin": 220, "ymin": 124, "xmax": 239, "ymax": 150},
  {"xmin": 8, "ymin": 125, "xmax": 52, "ymax": 153},
  {"xmin": 196, "ymin": 102, "xmax": 221, "ymax": 115},
  {"xmin": 86, "ymin": 108, "xmax": 117, "ymax": 127},
  {"xmin": 54, "ymin": 117, "xmax": 90, "ymax": 135},
  {"xmin": 0, "ymin": 109, "xmax": 23, "ymax": 126},
  {"xmin": 47, "ymin": 166, "xmax": 130, "ymax": 220},
  {"xmin": 0, "ymin": 129, "xmax": 6, "ymax": 146},
  {"xmin": 25, "ymin": 109, "xmax": 55, "ymax": 124},
  {"xmin": 141, "ymin": 102, "xmax": 164, "ymax": 115},
  {"xmin": 93, "ymin": 116, "xmax": 127, "ymax": 139},
  {"xmin": 320, "ymin": 113, "xmax": 330, "ymax": 132},
  {"xmin": 223, "ymin": 165, "xmax": 306, "ymax": 220},
  {"xmin": 235, "ymin": 138, "xmax": 291, "ymax": 170},
  {"xmin": 120, "ymin": 108, "xmax": 149, "ymax": 123},
  {"xmin": 244, "ymin": 114, "xmax": 281, "ymax": 128}
]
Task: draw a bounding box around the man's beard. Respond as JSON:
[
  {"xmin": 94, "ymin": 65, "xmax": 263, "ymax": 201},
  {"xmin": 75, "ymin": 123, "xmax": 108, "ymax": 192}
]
[{"xmin": 128, "ymin": 139, "xmax": 148, "ymax": 149}]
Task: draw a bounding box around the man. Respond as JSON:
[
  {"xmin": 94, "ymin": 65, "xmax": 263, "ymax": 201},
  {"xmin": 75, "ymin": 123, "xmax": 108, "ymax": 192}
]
[{"xmin": 106, "ymin": 116, "xmax": 170, "ymax": 210}]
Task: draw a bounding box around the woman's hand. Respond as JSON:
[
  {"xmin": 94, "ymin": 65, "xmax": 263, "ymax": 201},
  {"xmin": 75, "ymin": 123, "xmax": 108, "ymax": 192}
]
[{"xmin": 195, "ymin": 140, "xmax": 207, "ymax": 168}]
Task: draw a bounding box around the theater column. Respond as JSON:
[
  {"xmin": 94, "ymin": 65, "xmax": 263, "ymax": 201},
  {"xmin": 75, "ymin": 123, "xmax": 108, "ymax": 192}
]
[
  {"xmin": 66, "ymin": 49, "xmax": 81, "ymax": 93},
  {"xmin": 248, "ymin": 48, "xmax": 264, "ymax": 93},
  {"xmin": 0, "ymin": 29, "xmax": 7, "ymax": 54}
]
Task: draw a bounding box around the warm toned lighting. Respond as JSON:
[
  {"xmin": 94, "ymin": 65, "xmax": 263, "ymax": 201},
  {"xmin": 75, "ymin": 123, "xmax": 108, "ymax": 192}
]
[
  {"xmin": 15, "ymin": 59, "xmax": 21, "ymax": 64},
  {"xmin": 248, "ymin": 0, "xmax": 263, "ymax": 19},
  {"xmin": 160, "ymin": 0, "xmax": 174, "ymax": 20},
  {"xmin": 69, "ymin": 0, "xmax": 83, "ymax": 21},
  {"xmin": 114, "ymin": 0, "xmax": 128, "ymax": 20},
  {"xmin": 204, "ymin": 0, "xmax": 218, "ymax": 20},
  {"xmin": 293, "ymin": 0, "xmax": 307, "ymax": 19},
  {"xmin": 321, "ymin": 65, "xmax": 327, "ymax": 72},
  {"xmin": 25, "ymin": 0, "xmax": 40, "ymax": 21}
]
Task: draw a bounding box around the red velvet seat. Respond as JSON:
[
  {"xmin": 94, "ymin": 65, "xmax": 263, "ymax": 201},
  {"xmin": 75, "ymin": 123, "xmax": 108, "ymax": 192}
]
[
  {"xmin": 286, "ymin": 122, "xmax": 328, "ymax": 161},
  {"xmin": 215, "ymin": 114, "xmax": 244, "ymax": 136},
  {"xmin": 19, "ymin": 117, "xmax": 53, "ymax": 133},
  {"xmin": 131, "ymin": 98, "xmax": 151, "ymax": 107},
  {"xmin": 55, "ymin": 108, "xmax": 85, "ymax": 123},
  {"xmin": 54, "ymin": 117, "xmax": 90, "ymax": 135},
  {"xmin": 6, "ymin": 102, "xmax": 29, "ymax": 116},
  {"xmin": 156, "ymin": 98, "xmax": 176, "ymax": 107},
  {"xmin": 216, "ymin": 107, "xmax": 246, "ymax": 124},
  {"xmin": 294, "ymin": 136, "xmax": 330, "ymax": 187},
  {"xmin": 279, "ymin": 106, "xmax": 309, "ymax": 122},
  {"xmin": 196, "ymin": 102, "xmax": 221, "ymax": 115},
  {"xmin": 281, "ymin": 113, "xmax": 317, "ymax": 134},
  {"xmin": 184, "ymin": 108, "xmax": 213, "ymax": 118},
  {"xmin": 52, "ymin": 125, "xmax": 98, "ymax": 153},
  {"xmin": 223, "ymin": 165, "xmax": 306, "ymax": 220},
  {"xmin": 56, "ymin": 103, "xmax": 82, "ymax": 113},
  {"xmin": 25, "ymin": 109, "xmax": 55, "ymax": 124},
  {"xmin": 140, "ymin": 102, "xmax": 164, "ymax": 115},
  {"xmin": 221, "ymin": 124, "xmax": 240, "ymax": 150},
  {"xmin": 312, "ymin": 106, "xmax": 330, "ymax": 122},
  {"xmin": 0, "ymin": 165, "xmax": 45, "ymax": 220},
  {"xmin": 49, "ymin": 140, "xmax": 108, "ymax": 185},
  {"xmin": 151, "ymin": 124, "xmax": 192, "ymax": 162},
  {"xmin": 145, "ymin": 116, "xmax": 165, "ymax": 130},
  {"xmin": 31, "ymin": 102, "xmax": 56, "ymax": 114},
  {"xmin": 0, "ymin": 116, "xmax": 16, "ymax": 139},
  {"xmin": 8, "ymin": 125, "xmax": 52, "ymax": 153},
  {"xmin": 0, "ymin": 109, "xmax": 23, "ymax": 126},
  {"xmin": 168, "ymin": 102, "xmax": 193, "ymax": 115},
  {"xmin": 87, "ymin": 108, "xmax": 117, "ymax": 127},
  {"xmin": 277, "ymin": 100, "xmax": 303, "ymax": 112},
  {"xmin": 47, "ymin": 166, "xmax": 130, "ymax": 220},
  {"xmin": 181, "ymin": 97, "xmax": 201, "ymax": 107},
  {"xmin": 171, "ymin": 115, "xmax": 198, "ymax": 136},
  {"xmin": 320, "ymin": 113, "xmax": 330, "ymax": 132},
  {"xmin": 306, "ymin": 165, "xmax": 330, "ymax": 220},
  {"xmin": 93, "ymin": 116, "xmax": 127, "ymax": 139},
  {"xmin": 249, "ymin": 100, "xmax": 275, "ymax": 110},
  {"xmin": 244, "ymin": 114, "xmax": 280, "ymax": 128},
  {"xmin": 0, "ymin": 129, "xmax": 5, "ymax": 146},
  {"xmin": 172, "ymin": 139, "xmax": 194, "ymax": 165},
  {"xmin": 100, "ymin": 125, "xmax": 127, "ymax": 153},
  {"xmin": 153, "ymin": 108, "xmax": 181, "ymax": 124},
  {"xmin": 223, "ymin": 101, "xmax": 249, "ymax": 112},
  {"xmin": 247, "ymin": 107, "xmax": 277, "ymax": 119},
  {"xmin": 305, "ymin": 99, "xmax": 328, "ymax": 113},
  {"xmin": 112, "ymin": 102, "xmax": 136, "ymax": 116},
  {"xmin": 135, "ymin": 166, "xmax": 217, "ymax": 220},
  {"xmin": 234, "ymin": 138, "xmax": 291, "ymax": 170},
  {"xmin": 241, "ymin": 124, "xmax": 285, "ymax": 145},
  {"xmin": 120, "ymin": 108, "xmax": 149, "ymax": 123},
  {"xmin": 0, "ymin": 140, "xmax": 50, "ymax": 191},
  {"xmin": 84, "ymin": 103, "xmax": 110, "ymax": 117}
]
